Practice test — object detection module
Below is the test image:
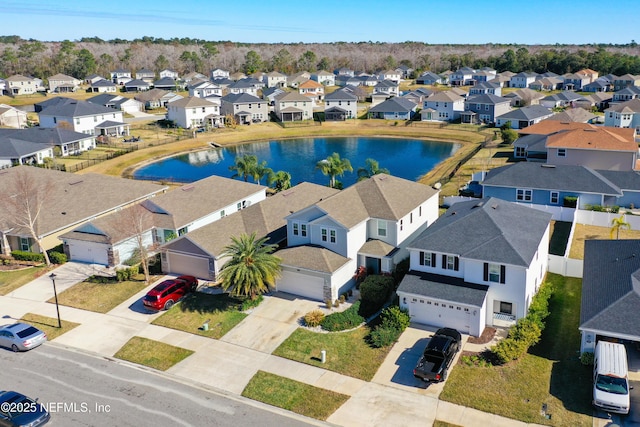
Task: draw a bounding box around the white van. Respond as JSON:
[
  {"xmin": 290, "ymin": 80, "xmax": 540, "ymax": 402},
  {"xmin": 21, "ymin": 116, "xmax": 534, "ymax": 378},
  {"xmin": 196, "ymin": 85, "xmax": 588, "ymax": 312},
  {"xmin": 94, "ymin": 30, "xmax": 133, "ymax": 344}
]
[{"xmin": 593, "ymin": 341, "xmax": 631, "ymax": 414}]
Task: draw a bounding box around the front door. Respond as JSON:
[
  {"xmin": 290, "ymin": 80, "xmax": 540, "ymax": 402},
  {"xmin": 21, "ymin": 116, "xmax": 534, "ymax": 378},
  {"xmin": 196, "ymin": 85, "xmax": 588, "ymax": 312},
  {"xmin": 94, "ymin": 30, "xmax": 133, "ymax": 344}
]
[{"xmin": 365, "ymin": 257, "xmax": 381, "ymax": 274}]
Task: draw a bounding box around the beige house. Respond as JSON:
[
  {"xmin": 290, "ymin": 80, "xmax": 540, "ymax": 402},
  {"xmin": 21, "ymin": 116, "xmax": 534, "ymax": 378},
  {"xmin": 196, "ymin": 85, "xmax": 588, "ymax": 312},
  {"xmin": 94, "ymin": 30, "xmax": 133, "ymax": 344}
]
[
  {"xmin": 274, "ymin": 92, "xmax": 314, "ymax": 121},
  {"xmin": 0, "ymin": 104, "xmax": 28, "ymax": 128},
  {"xmin": 0, "ymin": 167, "xmax": 167, "ymax": 256},
  {"xmin": 5, "ymin": 74, "xmax": 45, "ymax": 95},
  {"xmin": 48, "ymin": 73, "xmax": 82, "ymax": 93}
]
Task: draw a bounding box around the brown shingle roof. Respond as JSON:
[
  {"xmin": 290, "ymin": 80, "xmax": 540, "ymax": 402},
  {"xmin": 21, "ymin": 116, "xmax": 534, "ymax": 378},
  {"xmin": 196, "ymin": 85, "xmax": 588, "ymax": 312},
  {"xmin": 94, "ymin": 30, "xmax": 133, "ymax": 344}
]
[
  {"xmin": 545, "ymin": 127, "xmax": 637, "ymax": 151},
  {"xmin": 277, "ymin": 245, "xmax": 350, "ymax": 273}
]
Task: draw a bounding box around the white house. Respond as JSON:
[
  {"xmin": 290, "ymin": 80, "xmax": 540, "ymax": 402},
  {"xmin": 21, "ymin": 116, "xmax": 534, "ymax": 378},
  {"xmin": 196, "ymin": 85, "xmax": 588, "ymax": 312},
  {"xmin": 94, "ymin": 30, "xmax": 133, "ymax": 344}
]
[
  {"xmin": 166, "ymin": 97, "xmax": 222, "ymax": 129},
  {"xmin": 264, "ymin": 71, "xmax": 287, "ymax": 88},
  {"xmin": 397, "ymin": 197, "xmax": 551, "ymax": 337},
  {"xmin": 277, "ymin": 174, "xmax": 440, "ymax": 302},
  {"xmin": 38, "ymin": 99, "xmax": 127, "ymax": 137},
  {"xmin": 188, "ymin": 81, "xmax": 223, "ymax": 98},
  {"xmin": 5, "ymin": 74, "xmax": 45, "ymax": 95},
  {"xmin": 110, "ymin": 68, "xmax": 132, "ymax": 85},
  {"xmin": 324, "ymin": 89, "xmax": 358, "ymax": 120},
  {"xmin": 0, "ymin": 104, "xmax": 28, "ymax": 128},
  {"xmin": 311, "ymin": 70, "xmax": 335, "ymax": 86},
  {"xmin": 421, "ymin": 91, "xmax": 465, "ymax": 122}
]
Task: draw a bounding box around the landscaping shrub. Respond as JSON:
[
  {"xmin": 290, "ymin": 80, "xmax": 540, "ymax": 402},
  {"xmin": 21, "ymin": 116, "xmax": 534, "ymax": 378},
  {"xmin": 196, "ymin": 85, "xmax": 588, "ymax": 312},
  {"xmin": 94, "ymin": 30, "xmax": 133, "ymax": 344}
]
[
  {"xmin": 11, "ymin": 250, "xmax": 45, "ymax": 263},
  {"xmin": 358, "ymin": 275, "xmax": 395, "ymax": 317},
  {"xmin": 239, "ymin": 295, "xmax": 263, "ymax": 311},
  {"xmin": 115, "ymin": 265, "xmax": 139, "ymax": 282},
  {"xmin": 527, "ymin": 281, "xmax": 553, "ymax": 329},
  {"xmin": 392, "ymin": 257, "xmax": 410, "ymax": 285},
  {"xmin": 304, "ymin": 310, "xmax": 325, "ymax": 327},
  {"xmin": 369, "ymin": 325, "xmax": 401, "ymax": 348},
  {"xmin": 48, "ymin": 251, "xmax": 67, "ymax": 265},
  {"xmin": 563, "ymin": 196, "xmax": 578, "ymax": 208},
  {"xmin": 321, "ymin": 301, "xmax": 364, "ymax": 331},
  {"xmin": 379, "ymin": 306, "xmax": 411, "ymax": 331},
  {"xmin": 492, "ymin": 336, "xmax": 528, "ymax": 364},
  {"xmin": 580, "ymin": 351, "xmax": 595, "ymax": 366}
]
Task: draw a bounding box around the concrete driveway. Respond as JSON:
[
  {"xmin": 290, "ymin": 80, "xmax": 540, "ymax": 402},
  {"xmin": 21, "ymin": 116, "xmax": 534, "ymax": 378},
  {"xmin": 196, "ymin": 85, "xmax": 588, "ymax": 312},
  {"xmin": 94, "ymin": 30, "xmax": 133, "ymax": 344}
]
[
  {"xmin": 371, "ymin": 323, "xmax": 467, "ymax": 398},
  {"xmin": 220, "ymin": 293, "xmax": 322, "ymax": 353}
]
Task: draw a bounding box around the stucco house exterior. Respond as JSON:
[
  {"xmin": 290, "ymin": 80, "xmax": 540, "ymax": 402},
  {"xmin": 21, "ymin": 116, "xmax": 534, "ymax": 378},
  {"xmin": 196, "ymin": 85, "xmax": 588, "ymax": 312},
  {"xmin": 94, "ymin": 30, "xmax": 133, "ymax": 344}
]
[{"xmin": 397, "ymin": 197, "xmax": 551, "ymax": 336}]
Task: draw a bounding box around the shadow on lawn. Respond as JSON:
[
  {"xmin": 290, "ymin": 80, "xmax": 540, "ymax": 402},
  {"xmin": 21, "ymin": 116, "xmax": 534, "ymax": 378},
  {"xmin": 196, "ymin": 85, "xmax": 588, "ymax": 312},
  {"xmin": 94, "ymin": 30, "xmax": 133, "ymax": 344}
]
[{"xmin": 178, "ymin": 293, "xmax": 242, "ymax": 314}]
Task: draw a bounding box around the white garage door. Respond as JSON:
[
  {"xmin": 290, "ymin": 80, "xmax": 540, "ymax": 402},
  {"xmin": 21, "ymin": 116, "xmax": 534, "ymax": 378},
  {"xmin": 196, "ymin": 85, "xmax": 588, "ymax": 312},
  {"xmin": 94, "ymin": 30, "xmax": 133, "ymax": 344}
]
[
  {"xmin": 166, "ymin": 252, "xmax": 210, "ymax": 280},
  {"xmin": 66, "ymin": 240, "xmax": 109, "ymax": 265},
  {"xmin": 408, "ymin": 298, "xmax": 471, "ymax": 334},
  {"xmin": 277, "ymin": 270, "xmax": 325, "ymax": 301}
]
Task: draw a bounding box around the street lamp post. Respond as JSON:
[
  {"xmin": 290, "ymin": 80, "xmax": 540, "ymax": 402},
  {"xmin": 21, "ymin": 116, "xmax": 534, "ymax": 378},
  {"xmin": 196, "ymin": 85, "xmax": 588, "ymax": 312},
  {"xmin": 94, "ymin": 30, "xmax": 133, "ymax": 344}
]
[{"xmin": 49, "ymin": 273, "xmax": 61, "ymax": 328}]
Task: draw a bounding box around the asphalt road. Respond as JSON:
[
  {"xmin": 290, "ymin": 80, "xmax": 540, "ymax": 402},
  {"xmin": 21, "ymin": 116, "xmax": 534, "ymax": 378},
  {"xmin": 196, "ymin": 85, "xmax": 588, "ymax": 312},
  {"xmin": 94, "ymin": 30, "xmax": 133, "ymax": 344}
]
[{"xmin": 1, "ymin": 343, "xmax": 321, "ymax": 427}]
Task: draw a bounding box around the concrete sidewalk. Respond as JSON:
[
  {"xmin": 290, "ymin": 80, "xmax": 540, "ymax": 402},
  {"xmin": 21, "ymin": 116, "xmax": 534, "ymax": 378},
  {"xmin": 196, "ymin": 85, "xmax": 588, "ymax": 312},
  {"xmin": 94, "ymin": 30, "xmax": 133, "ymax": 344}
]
[{"xmin": 3, "ymin": 271, "xmax": 551, "ymax": 427}]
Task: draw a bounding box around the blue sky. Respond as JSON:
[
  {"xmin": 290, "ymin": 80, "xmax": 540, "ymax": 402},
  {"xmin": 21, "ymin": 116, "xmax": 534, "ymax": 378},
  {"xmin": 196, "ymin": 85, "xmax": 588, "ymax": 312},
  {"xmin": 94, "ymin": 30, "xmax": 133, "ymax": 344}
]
[{"xmin": 3, "ymin": 0, "xmax": 637, "ymax": 44}]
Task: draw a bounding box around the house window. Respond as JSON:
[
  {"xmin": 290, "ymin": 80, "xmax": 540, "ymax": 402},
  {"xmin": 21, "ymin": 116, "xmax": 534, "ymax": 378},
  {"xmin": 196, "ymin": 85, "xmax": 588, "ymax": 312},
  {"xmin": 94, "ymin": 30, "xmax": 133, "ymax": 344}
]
[
  {"xmin": 330, "ymin": 229, "xmax": 336, "ymax": 243},
  {"xmin": 484, "ymin": 262, "xmax": 506, "ymax": 284},
  {"xmin": 321, "ymin": 228, "xmax": 328, "ymax": 242},
  {"xmin": 516, "ymin": 188, "xmax": 532, "ymax": 202},
  {"xmin": 293, "ymin": 223, "xmax": 299, "ymax": 236},
  {"xmin": 400, "ymin": 219, "xmax": 403, "ymax": 231},
  {"xmin": 237, "ymin": 202, "xmax": 242, "ymax": 211},
  {"xmin": 442, "ymin": 254, "xmax": 459, "ymax": 271},
  {"xmin": 377, "ymin": 220, "xmax": 387, "ymax": 237},
  {"xmin": 550, "ymin": 191, "xmax": 559, "ymax": 204},
  {"xmin": 485, "ymin": 104, "xmax": 490, "ymax": 111},
  {"xmin": 419, "ymin": 206, "xmax": 422, "ymax": 217},
  {"xmin": 557, "ymin": 148, "xmax": 566, "ymax": 157},
  {"xmin": 410, "ymin": 212, "xmax": 413, "ymax": 224},
  {"xmin": 515, "ymin": 146, "xmax": 526, "ymax": 157},
  {"xmin": 178, "ymin": 227, "xmax": 188, "ymax": 236},
  {"xmin": 419, "ymin": 251, "xmax": 436, "ymax": 267},
  {"xmin": 19, "ymin": 237, "xmax": 29, "ymax": 252},
  {"xmin": 499, "ymin": 301, "xmax": 513, "ymax": 315},
  {"xmin": 220, "ymin": 210, "xmax": 226, "ymax": 218},
  {"xmin": 300, "ymin": 224, "xmax": 307, "ymax": 237}
]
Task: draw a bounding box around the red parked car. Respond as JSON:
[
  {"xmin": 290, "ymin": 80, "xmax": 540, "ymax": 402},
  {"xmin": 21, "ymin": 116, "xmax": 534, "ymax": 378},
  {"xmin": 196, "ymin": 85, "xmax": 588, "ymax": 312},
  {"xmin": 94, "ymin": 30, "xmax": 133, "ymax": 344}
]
[{"xmin": 142, "ymin": 275, "xmax": 198, "ymax": 311}]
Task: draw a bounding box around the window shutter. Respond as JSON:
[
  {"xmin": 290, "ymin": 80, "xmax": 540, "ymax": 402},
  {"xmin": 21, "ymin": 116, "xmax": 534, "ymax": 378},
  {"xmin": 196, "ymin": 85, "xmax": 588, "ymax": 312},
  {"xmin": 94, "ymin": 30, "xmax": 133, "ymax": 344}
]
[
  {"xmin": 431, "ymin": 253, "xmax": 436, "ymax": 267},
  {"xmin": 500, "ymin": 265, "xmax": 506, "ymax": 284},
  {"xmin": 454, "ymin": 257, "xmax": 459, "ymax": 271},
  {"xmin": 483, "ymin": 263, "xmax": 489, "ymax": 281},
  {"xmin": 419, "ymin": 252, "xmax": 424, "ymax": 266},
  {"xmin": 442, "ymin": 254, "xmax": 446, "ymax": 269}
]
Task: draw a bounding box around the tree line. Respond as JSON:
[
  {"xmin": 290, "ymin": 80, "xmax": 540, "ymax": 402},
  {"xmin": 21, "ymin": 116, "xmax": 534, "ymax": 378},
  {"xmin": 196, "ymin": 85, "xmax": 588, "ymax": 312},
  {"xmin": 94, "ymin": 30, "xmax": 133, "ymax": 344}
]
[{"xmin": 1, "ymin": 37, "xmax": 640, "ymax": 81}]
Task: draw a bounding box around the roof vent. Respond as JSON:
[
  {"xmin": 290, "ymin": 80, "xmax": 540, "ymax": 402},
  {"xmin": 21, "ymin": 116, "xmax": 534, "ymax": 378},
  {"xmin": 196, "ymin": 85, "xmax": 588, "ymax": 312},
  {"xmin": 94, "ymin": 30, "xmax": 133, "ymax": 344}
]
[
  {"xmin": 541, "ymin": 164, "xmax": 556, "ymax": 168},
  {"xmin": 181, "ymin": 185, "xmax": 194, "ymax": 191},
  {"xmin": 473, "ymin": 201, "xmax": 484, "ymax": 208},
  {"xmin": 68, "ymin": 180, "xmax": 84, "ymax": 185}
]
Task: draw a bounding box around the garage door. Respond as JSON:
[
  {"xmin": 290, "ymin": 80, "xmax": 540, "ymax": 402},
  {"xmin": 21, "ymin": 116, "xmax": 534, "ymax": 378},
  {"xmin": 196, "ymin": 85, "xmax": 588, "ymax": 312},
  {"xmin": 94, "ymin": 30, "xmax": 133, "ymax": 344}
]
[
  {"xmin": 277, "ymin": 270, "xmax": 325, "ymax": 301},
  {"xmin": 408, "ymin": 298, "xmax": 471, "ymax": 334},
  {"xmin": 66, "ymin": 240, "xmax": 109, "ymax": 265},
  {"xmin": 166, "ymin": 252, "xmax": 211, "ymax": 280}
]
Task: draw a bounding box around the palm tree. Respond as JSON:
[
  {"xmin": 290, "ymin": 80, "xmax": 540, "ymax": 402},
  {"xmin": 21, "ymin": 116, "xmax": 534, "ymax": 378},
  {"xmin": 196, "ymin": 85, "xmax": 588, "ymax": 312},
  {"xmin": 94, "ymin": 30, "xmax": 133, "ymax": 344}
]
[
  {"xmin": 272, "ymin": 170, "xmax": 292, "ymax": 192},
  {"xmin": 218, "ymin": 232, "xmax": 282, "ymax": 300},
  {"xmin": 252, "ymin": 160, "xmax": 274, "ymax": 185},
  {"xmin": 357, "ymin": 158, "xmax": 390, "ymax": 181},
  {"xmin": 316, "ymin": 152, "xmax": 353, "ymax": 188},
  {"xmin": 610, "ymin": 215, "xmax": 631, "ymax": 239},
  {"xmin": 229, "ymin": 154, "xmax": 258, "ymax": 182}
]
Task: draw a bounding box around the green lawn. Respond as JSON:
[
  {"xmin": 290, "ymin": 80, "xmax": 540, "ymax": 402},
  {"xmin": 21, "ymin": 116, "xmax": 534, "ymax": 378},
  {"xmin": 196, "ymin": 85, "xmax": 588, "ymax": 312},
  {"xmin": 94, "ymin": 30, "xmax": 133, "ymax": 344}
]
[
  {"xmin": 440, "ymin": 274, "xmax": 592, "ymax": 427},
  {"xmin": 272, "ymin": 327, "xmax": 392, "ymax": 381},
  {"xmin": 242, "ymin": 371, "xmax": 349, "ymax": 421},
  {"xmin": 0, "ymin": 266, "xmax": 48, "ymax": 296},
  {"xmin": 433, "ymin": 421, "xmax": 463, "ymax": 427},
  {"xmin": 113, "ymin": 336, "xmax": 193, "ymax": 371},
  {"xmin": 20, "ymin": 313, "xmax": 80, "ymax": 340},
  {"xmin": 49, "ymin": 275, "xmax": 153, "ymax": 313},
  {"xmin": 152, "ymin": 293, "xmax": 247, "ymax": 339}
]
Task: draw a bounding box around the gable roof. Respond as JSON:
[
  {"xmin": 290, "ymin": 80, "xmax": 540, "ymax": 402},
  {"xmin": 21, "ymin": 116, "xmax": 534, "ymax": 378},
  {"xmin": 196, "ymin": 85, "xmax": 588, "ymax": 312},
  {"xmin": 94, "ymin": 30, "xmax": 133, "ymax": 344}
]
[
  {"xmin": 545, "ymin": 108, "xmax": 597, "ymax": 123},
  {"xmin": 222, "ymin": 92, "xmax": 263, "ymax": 104},
  {"xmin": 276, "ymin": 92, "xmax": 311, "ymax": 103},
  {"xmin": 277, "ymin": 245, "xmax": 351, "ymax": 273},
  {"xmin": 397, "ymin": 271, "xmax": 489, "ymax": 306},
  {"xmin": 307, "ymin": 174, "xmax": 438, "ymax": 229},
  {"xmin": 163, "ymin": 182, "xmax": 338, "ymax": 257},
  {"xmin": 39, "ymin": 99, "xmax": 119, "ymax": 117},
  {"xmin": 299, "ymin": 79, "xmax": 322, "ymax": 89},
  {"xmin": 580, "ymin": 239, "xmax": 640, "ymax": 338},
  {"xmin": 482, "ymin": 162, "xmax": 623, "ymax": 196},
  {"xmin": 408, "ymin": 197, "xmax": 551, "ymax": 266},
  {"xmin": 144, "ymin": 175, "xmax": 265, "ymax": 230},
  {"xmin": 496, "ymin": 105, "xmax": 553, "ymax": 121},
  {"xmin": 545, "ymin": 126, "xmax": 637, "ymax": 152},
  {"xmin": 0, "ymin": 167, "xmax": 166, "ymax": 237},
  {"xmin": 606, "ymin": 98, "xmax": 640, "ymax": 114},
  {"xmin": 426, "ymin": 91, "xmax": 463, "ymax": 102},
  {"xmin": 325, "ymin": 90, "xmax": 357, "ymax": 101},
  {"xmin": 168, "ymin": 96, "xmax": 216, "ymax": 108},
  {"xmin": 466, "ymin": 93, "xmax": 511, "ymax": 105},
  {"xmin": 134, "ymin": 88, "xmax": 170, "ymax": 102},
  {"xmin": 368, "ymin": 97, "xmax": 417, "ymax": 113},
  {"xmin": 0, "ymin": 127, "xmax": 92, "ymax": 146}
]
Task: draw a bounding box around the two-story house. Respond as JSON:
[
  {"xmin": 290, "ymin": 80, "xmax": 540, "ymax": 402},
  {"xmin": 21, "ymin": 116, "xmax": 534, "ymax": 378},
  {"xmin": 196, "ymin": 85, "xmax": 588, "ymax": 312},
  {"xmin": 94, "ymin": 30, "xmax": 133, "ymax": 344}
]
[
  {"xmin": 227, "ymin": 79, "xmax": 259, "ymax": 96},
  {"xmin": 514, "ymin": 122, "xmax": 638, "ymax": 171},
  {"xmin": 324, "ymin": 89, "xmax": 358, "ymax": 121},
  {"xmin": 450, "ymin": 67, "xmax": 476, "ymax": 86},
  {"xmin": 38, "ymin": 99, "xmax": 127, "ymax": 137},
  {"xmin": 211, "ymin": 68, "xmax": 230, "ymax": 80},
  {"xmin": 510, "ymin": 72, "xmax": 538, "ymax": 88},
  {"xmin": 188, "ymin": 80, "xmax": 223, "ymax": 98},
  {"xmin": 604, "ymin": 98, "xmax": 640, "ymax": 129},
  {"xmin": 298, "ymin": 79, "xmax": 325, "ymax": 103},
  {"xmin": 5, "ymin": 74, "xmax": 45, "ymax": 95},
  {"xmin": 421, "ymin": 91, "xmax": 465, "ymax": 122},
  {"xmin": 612, "ymin": 74, "xmax": 640, "ymax": 91},
  {"xmin": 611, "ymin": 86, "xmax": 640, "ymax": 104},
  {"xmin": 159, "ymin": 69, "xmax": 179, "ymax": 80},
  {"xmin": 220, "ymin": 93, "xmax": 268, "ymax": 124},
  {"xmin": 311, "ymin": 70, "xmax": 335, "ymax": 86},
  {"xmin": 135, "ymin": 68, "xmax": 156, "ymax": 85},
  {"xmin": 397, "ymin": 198, "xmax": 551, "ymax": 336},
  {"xmin": 274, "ymin": 92, "xmax": 313, "ymax": 121},
  {"xmin": 278, "ymin": 174, "xmax": 440, "ymax": 302},
  {"xmin": 379, "ymin": 69, "xmax": 402, "ymax": 84},
  {"xmin": 461, "ymin": 94, "xmax": 511, "ymax": 124},
  {"xmin": 372, "ymin": 80, "xmax": 400, "ymax": 98},
  {"xmin": 166, "ymin": 96, "xmax": 222, "ymax": 129},
  {"xmin": 264, "ymin": 71, "xmax": 287, "ymax": 88},
  {"xmin": 48, "ymin": 73, "xmax": 82, "ymax": 93},
  {"xmin": 562, "ymin": 73, "xmax": 591, "ymax": 91},
  {"xmin": 61, "ymin": 175, "xmax": 266, "ymax": 267},
  {"xmin": 89, "ymin": 78, "xmax": 117, "ymax": 93},
  {"xmin": 111, "ymin": 68, "xmax": 132, "ymax": 85},
  {"xmin": 469, "ymin": 81, "xmax": 502, "ymax": 96}
]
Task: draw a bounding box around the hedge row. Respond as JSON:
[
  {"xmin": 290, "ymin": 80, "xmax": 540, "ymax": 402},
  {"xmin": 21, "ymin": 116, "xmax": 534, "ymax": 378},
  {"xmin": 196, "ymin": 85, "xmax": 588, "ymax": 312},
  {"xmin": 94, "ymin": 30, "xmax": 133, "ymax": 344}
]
[
  {"xmin": 321, "ymin": 301, "xmax": 364, "ymax": 331},
  {"xmin": 491, "ymin": 280, "xmax": 554, "ymax": 364}
]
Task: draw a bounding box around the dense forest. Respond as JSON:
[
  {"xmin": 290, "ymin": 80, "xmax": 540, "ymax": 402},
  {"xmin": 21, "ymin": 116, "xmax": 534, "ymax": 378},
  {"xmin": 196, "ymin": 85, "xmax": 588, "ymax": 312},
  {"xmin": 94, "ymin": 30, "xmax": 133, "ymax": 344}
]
[{"xmin": 1, "ymin": 35, "xmax": 639, "ymax": 81}]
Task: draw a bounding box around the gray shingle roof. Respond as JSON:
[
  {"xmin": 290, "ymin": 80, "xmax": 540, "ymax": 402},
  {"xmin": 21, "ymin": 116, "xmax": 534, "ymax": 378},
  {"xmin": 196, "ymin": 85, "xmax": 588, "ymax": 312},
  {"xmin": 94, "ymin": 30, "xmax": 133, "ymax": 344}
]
[
  {"xmin": 466, "ymin": 93, "xmax": 511, "ymax": 105},
  {"xmin": 580, "ymin": 240, "xmax": 640, "ymax": 339},
  {"xmin": 496, "ymin": 105, "xmax": 553, "ymax": 121},
  {"xmin": 39, "ymin": 99, "xmax": 119, "ymax": 117},
  {"xmin": 482, "ymin": 162, "xmax": 623, "ymax": 195},
  {"xmin": 368, "ymin": 97, "xmax": 417, "ymax": 113},
  {"xmin": 409, "ymin": 197, "xmax": 551, "ymax": 266},
  {"xmin": 397, "ymin": 271, "xmax": 488, "ymax": 306},
  {"xmin": 221, "ymin": 93, "xmax": 262, "ymax": 104}
]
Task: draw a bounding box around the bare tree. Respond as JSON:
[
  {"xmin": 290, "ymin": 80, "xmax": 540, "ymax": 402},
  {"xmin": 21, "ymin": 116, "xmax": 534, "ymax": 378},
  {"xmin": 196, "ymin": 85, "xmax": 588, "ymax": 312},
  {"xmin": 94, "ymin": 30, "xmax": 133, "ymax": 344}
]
[
  {"xmin": 4, "ymin": 168, "xmax": 54, "ymax": 265},
  {"xmin": 106, "ymin": 204, "xmax": 156, "ymax": 284}
]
